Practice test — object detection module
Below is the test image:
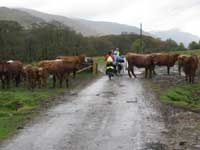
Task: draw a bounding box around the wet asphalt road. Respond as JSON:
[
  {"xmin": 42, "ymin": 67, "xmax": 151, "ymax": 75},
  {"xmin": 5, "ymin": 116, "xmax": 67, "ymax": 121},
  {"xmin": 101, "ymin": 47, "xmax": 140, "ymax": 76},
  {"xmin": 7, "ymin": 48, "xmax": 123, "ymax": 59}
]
[{"xmin": 0, "ymin": 73, "xmax": 169, "ymax": 150}]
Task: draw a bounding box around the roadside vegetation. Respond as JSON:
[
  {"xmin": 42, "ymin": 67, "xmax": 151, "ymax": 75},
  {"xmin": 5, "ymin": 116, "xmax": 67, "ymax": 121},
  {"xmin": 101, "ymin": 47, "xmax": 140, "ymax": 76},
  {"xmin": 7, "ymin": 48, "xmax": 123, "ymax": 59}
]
[
  {"xmin": 160, "ymin": 82, "xmax": 200, "ymax": 111},
  {"xmin": 174, "ymin": 49, "xmax": 200, "ymax": 56},
  {"xmin": 95, "ymin": 57, "xmax": 105, "ymax": 65},
  {"xmin": 149, "ymin": 49, "xmax": 200, "ymax": 111},
  {"xmin": 0, "ymin": 71, "xmax": 94, "ymax": 140},
  {"xmin": 149, "ymin": 78, "xmax": 200, "ymax": 112}
]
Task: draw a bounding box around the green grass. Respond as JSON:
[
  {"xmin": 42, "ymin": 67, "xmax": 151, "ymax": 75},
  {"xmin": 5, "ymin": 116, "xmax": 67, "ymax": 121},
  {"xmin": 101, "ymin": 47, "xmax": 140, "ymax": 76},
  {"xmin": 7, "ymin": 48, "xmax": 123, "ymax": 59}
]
[
  {"xmin": 0, "ymin": 70, "xmax": 94, "ymax": 140},
  {"xmin": 0, "ymin": 87, "xmax": 64, "ymax": 140},
  {"xmin": 95, "ymin": 56, "xmax": 105, "ymax": 65},
  {"xmin": 160, "ymin": 82, "xmax": 200, "ymax": 111},
  {"xmin": 173, "ymin": 49, "xmax": 200, "ymax": 56}
]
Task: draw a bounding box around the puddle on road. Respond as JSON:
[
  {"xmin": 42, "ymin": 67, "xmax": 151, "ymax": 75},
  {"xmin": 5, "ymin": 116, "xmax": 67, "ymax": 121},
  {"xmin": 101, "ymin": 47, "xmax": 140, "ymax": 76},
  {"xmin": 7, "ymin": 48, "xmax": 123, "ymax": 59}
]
[
  {"xmin": 101, "ymin": 91, "xmax": 116, "ymax": 97},
  {"xmin": 143, "ymin": 142, "xmax": 168, "ymax": 150},
  {"xmin": 118, "ymin": 84, "xmax": 125, "ymax": 87}
]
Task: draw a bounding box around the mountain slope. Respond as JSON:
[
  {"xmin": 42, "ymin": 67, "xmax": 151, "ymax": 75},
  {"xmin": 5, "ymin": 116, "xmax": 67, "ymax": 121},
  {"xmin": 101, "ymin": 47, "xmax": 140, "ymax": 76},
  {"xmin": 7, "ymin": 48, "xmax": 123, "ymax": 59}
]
[
  {"xmin": 74, "ymin": 18, "xmax": 150, "ymax": 36},
  {"xmin": 0, "ymin": 7, "xmax": 44, "ymax": 28},
  {"xmin": 18, "ymin": 8, "xmax": 146, "ymax": 36},
  {"xmin": 19, "ymin": 8, "xmax": 98, "ymax": 36},
  {"xmin": 0, "ymin": 7, "xmax": 199, "ymax": 46},
  {"xmin": 151, "ymin": 29, "xmax": 200, "ymax": 47}
]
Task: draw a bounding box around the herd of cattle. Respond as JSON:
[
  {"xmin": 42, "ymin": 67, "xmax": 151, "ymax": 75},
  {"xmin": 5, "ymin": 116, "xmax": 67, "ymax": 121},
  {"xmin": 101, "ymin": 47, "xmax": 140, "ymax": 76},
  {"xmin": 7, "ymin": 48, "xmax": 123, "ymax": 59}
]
[
  {"xmin": 126, "ymin": 52, "xmax": 199, "ymax": 83},
  {"xmin": 0, "ymin": 54, "xmax": 86, "ymax": 89},
  {"xmin": 0, "ymin": 52, "xmax": 199, "ymax": 90}
]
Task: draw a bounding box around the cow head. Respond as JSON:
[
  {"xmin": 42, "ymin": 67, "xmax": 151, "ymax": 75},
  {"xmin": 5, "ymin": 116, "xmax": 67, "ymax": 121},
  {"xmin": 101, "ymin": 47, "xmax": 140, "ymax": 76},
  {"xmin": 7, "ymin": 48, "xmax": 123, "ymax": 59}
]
[
  {"xmin": 173, "ymin": 53, "xmax": 180, "ymax": 61},
  {"xmin": 79, "ymin": 54, "xmax": 86, "ymax": 63},
  {"xmin": 171, "ymin": 54, "xmax": 180, "ymax": 64}
]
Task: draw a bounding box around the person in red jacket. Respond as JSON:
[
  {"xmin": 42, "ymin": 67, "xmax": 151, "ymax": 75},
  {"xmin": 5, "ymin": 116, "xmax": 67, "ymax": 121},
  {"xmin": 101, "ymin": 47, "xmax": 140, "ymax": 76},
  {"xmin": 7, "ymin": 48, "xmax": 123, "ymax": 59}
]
[
  {"xmin": 104, "ymin": 51, "xmax": 115, "ymax": 75},
  {"xmin": 104, "ymin": 51, "xmax": 114, "ymax": 65}
]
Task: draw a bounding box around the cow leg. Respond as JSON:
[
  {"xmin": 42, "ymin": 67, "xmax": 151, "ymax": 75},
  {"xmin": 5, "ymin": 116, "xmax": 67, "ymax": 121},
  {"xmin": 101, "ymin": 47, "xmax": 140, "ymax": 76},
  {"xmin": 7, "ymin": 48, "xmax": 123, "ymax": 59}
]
[
  {"xmin": 145, "ymin": 68, "xmax": 148, "ymax": 78},
  {"xmin": 73, "ymin": 70, "xmax": 76, "ymax": 78},
  {"xmin": 1, "ymin": 77, "xmax": 5, "ymax": 89},
  {"xmin": 131, "ymin": 66, "xmax": 136, "ymax": 78},
  {"xmin": 6, "ymin": 76, "xmax": 10, "ymax": 88},
  {"xmin": 15, "ymin": 74, "xmax": 21, "ymax": 87},
  {"xmin": 38, "ymin": 79, "xmax": 41, "ymax": 88},
  {"xmin": 31, "ymin": 79, "xmax": 35, "ymax": 90},
  {"xmin": 149, "ymin": 68, "xmax": 152, "ymax": 78},
  {"xmin": 59, "ymin": 76, "xmax": 63, "ymax": 88},
  {"xmin": 191, "ymin": 75, "xmax": 194, "ymax": 83},
  {"xmin": 28, "ymin": 77, "xmax": 34, "ymax": 90},
  {"xmin": 66, "ymin": 78, "xmax": 69, "ymax": 88},
  {"xmin": 43, "ymin": 78, "xmax": 47, "ymax": 88},
  {"xmin": 190, "ymin": 73, "xmax": 195, "ymax": 83},
  {"xmin": 167, "ymin": 66, "xmax": 170, "ymax": 75},
  {"xmin": 127, "ymin": 64, "xmax": 132, "ymax": 78},
  {"xmin": 189, "ymin": 75, "xmax": 192, "ymax": 83},
  {"xmin": 53, "ymin": 75, "xmax": 56, "ymax": 88},
  {"xmin": 152, "ymin": 66, "xmax": 156, "ymax": 75},
  {"xmin": 15, "ymin": 77, "xmax": 18, "ymax": 87},
  {"xmin": 185, "ymin": 75, "xmax": 188, "ymax": 82}
]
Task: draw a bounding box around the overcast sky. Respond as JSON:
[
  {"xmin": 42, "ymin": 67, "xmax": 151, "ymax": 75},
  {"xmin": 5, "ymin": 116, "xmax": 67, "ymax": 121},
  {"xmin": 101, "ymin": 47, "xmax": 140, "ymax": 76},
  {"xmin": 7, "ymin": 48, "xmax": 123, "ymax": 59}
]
[{"xmin": 0, "ymin": 0, "xmax": 200, "ymax": 36}]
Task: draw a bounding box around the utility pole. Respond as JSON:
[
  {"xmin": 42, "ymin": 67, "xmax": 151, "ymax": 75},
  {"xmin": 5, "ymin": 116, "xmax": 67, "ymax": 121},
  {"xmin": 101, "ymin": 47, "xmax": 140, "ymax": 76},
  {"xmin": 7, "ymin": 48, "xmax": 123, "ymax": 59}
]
[{"xmin": 140, "ymin": 23, "xmax": 143, "ymax": 53}]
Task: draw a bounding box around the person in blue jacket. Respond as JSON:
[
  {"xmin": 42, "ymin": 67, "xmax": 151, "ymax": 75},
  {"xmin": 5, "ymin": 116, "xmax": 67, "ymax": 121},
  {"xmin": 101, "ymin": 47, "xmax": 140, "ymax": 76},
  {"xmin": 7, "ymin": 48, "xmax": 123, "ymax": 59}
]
[{"xmin": 113, "ymin": 48, "xmax": 124, "ymax": 74}]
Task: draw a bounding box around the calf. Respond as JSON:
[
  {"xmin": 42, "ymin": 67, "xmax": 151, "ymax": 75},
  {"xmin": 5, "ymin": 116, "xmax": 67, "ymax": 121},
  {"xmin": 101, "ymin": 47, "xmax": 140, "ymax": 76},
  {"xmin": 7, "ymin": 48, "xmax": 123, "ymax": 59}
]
[
  {"xmin": 37, "ymin": 67, "xmax": 48, "ymax": 88},
  {"xmin": 23, "ymin": 65, "xmax": 48, "ymax": 89}
]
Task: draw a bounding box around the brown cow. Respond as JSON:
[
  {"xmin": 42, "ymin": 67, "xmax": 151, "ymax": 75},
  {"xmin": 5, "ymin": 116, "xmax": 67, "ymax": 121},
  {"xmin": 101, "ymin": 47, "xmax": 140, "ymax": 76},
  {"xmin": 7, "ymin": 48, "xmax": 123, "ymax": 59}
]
[
  {"xmin": 126, "ymin": 53, "xmax": 155, "ymax": 78},
  {"xmin": 56, "ymin": 54, "xmax": 86, "ymax": 78},
  {"xmin": 2, "ymin": 60, "xmax": 23, "ymax": 88},
  {"xmin": 26, "ymin": 67, "xmax": 38, "ymax": 89},
  {"xmin": 177, "ymin": 54, "xmax": 189, "ymax": 76},
  {"xmin": 37, "ymin": 67, "xmax": 48, "ymax": 88},
  {"xmin": 152, "ymin": 53, "xmax": 180, "ymax": 75},
  {"xmin": 22, "ymin": 64, "xmax": 32, "ymax": 85},
  {"xmin": 39, "ymin": 59, "xmax": 78, "ymax": 88},
  {"xmin": 22, "ymin": 65, "xmax": 48, "ymax": 89},
  {"xmin": 182, "ymin": 54, "xmax": 199, "ymax": 83}
]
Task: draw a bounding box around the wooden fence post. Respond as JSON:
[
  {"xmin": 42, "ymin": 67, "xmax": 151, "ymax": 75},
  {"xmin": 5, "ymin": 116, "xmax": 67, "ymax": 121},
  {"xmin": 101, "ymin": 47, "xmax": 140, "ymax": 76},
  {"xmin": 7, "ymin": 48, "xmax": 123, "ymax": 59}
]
[{"xmin": 93, "ymin": 61, "xmax": 98, "ymax": 75}]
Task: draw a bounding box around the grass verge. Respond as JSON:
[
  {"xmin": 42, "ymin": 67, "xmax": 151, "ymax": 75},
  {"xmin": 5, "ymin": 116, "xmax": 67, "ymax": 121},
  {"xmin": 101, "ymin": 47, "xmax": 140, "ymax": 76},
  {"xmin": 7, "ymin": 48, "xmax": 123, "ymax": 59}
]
[
  {"xmin": 94, "ymin": 56, "xmax": 105, "ymax": 65},
  {"xmin": 149, "ymin": 79, "xmax": 200, "ymax": 112},
  {"xmin": 173, "ymin": 49, "xmax": 200, "ymax": 56},
  {"xmin": 0, "ymin": 70, "xmax": 94, "ymax": 141}
]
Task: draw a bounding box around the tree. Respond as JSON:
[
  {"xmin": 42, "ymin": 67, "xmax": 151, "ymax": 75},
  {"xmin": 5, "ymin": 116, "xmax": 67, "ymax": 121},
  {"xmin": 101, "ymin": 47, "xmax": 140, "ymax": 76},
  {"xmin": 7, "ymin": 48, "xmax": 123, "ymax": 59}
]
[
  {"xmin": 188, "ymin": 41, "xmax": 199, "ymax": 50},
  {"xmin": 177, "ymin": 42, "xmax": 185, "ymax": 51},
  {"xmin": 0, "ymin": 20, "xmax": 25, "ymax": 60},
  {"xmin": 131, "ymin": 39, "xmax": 144, "ymax": 53}
]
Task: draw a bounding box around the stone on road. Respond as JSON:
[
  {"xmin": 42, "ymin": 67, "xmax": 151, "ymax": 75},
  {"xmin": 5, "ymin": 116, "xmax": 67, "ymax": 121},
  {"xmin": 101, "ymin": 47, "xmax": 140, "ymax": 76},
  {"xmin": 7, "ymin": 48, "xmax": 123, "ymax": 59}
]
[{"xmin": 0, "ymin": 76, "xmax": 168, "ymax": 150}]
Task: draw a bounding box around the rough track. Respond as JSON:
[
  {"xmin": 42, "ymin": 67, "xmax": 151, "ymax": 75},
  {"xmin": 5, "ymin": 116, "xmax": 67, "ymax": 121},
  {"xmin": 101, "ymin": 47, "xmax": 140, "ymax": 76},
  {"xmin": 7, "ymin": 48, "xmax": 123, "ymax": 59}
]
[{"xmin": 0, "ymin": 74, "xmax": 169, "ymax": 150}]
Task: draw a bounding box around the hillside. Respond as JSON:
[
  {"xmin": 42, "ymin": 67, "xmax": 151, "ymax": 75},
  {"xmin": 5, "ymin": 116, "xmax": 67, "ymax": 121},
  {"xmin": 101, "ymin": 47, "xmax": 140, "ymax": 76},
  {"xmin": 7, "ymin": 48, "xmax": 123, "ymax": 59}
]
[
  {"xmin": 0, "ymin": 7, "xmax": 44, "ymax": 28},
  {"xmin": 0, "ymin": 7, "xmax": 200, "ymax": 46},
  {"xmin": 18, "ymin": 8, "xmax": 98, "ymax": 36},
  {"xmin": 19, "ymin": 8, "xmax": 147, "ymax": 36}
]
